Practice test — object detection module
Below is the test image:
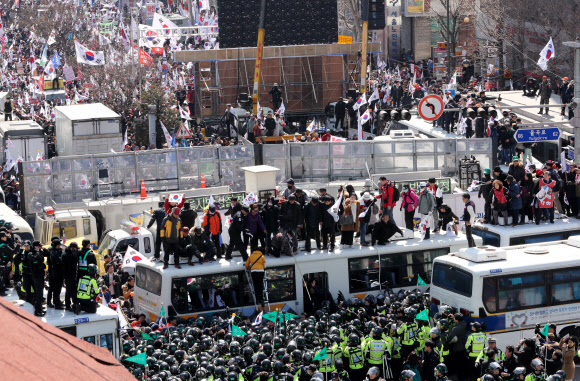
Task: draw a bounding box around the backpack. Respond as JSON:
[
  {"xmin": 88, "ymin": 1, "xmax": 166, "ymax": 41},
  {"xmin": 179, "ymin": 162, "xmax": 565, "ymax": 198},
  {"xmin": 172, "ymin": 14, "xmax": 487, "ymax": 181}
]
[{"xmin": 392, "ymin": 185, "xmax": 400, "ymax": 203}]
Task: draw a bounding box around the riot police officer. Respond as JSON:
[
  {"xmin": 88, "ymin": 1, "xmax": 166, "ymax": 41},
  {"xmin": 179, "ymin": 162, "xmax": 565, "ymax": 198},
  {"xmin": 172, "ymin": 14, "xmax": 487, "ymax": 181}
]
[
  {"xmin": 0, "ymin": 231, "xmax": 20, "ymax": 295},
  {"xmin": 63, "ymin": 242, "xmax": 79, "ymax": 311},
  {"xmin": 13, "ymin": 240, "xmax": 33, "ymax": 302},
  {"xmin": 47, "ymin": 239, "xmax": 65, "ymax": 309},
  {"xmin": 78, "ymin": 239, "xmax": 97, "ymax": 279},
  {"xmin": 28, "ymin": 241, "xmax": 46, "ymax": 316},
  {"xmin": 342, "ymin": 333, "xmax": 365, "ymax": 380},
  {"xmin": 75, "ymin": 263, "xmax": 99, "ymax": 314}
]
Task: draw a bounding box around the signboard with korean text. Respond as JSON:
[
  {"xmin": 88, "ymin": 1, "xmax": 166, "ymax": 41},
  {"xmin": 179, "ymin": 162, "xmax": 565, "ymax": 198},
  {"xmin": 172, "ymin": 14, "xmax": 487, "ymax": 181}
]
[
  {"xmin": 514, "ymin": 128, "xmax": 560, "ymax": 143},
  {"xmin": 406, "ymin": 0, "xmax": 424, "ymax": 14},
  {"xmin": 387, "ymin": 5, "xmax": 401, "ymax": 60},
  {"xmin": 185, "ymin": 192, "xmax": 246, "ymax": 212}
]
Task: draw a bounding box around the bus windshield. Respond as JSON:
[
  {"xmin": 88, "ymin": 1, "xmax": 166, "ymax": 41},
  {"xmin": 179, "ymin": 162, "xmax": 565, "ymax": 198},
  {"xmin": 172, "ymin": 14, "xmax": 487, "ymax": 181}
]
[
  {"xmin": 432, "ymin": 262, "xmax": 473, "ymax": 297},
  {"xmin": 97, "ymin": 235, "xmax": 117, "ymax": 256}
]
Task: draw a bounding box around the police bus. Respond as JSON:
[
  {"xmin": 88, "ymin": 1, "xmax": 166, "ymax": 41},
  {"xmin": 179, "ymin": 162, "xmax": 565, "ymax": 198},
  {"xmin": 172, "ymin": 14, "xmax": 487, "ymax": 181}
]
[
  {"xmin": 429, "ymin": 239, "xmax": 580, "ymax": 348},
  {"xmin": 4, "ymin": 289, "xmax": 121, "ymax": 358},
  {"xmin": 472, "ymin": 218, "xmax": 580, "ymax": 247},
  {"xmin": 133, "ymin": 231, "xmax": 478, "ymax": 322}
]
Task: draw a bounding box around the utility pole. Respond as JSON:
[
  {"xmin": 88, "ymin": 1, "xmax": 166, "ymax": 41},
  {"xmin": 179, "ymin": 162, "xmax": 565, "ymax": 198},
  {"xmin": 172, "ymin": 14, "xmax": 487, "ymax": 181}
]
[
  {"xmin": 563, "ymin": 41, "xmax": 580, "ymax": 152},
  {"xmin": 360, "ymin": 0, "xmax": 369, "ymax": 94},
  {"xmin": 252, "ymin": 0, "xmax": 267, "ymax": 115}
]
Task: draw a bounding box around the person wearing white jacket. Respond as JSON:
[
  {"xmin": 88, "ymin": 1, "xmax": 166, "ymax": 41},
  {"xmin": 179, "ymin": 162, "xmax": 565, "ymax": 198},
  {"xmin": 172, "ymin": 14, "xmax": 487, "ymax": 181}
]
[{"xmin": 462, "ymin": 193, "xmax": 477, "ymax": 248}]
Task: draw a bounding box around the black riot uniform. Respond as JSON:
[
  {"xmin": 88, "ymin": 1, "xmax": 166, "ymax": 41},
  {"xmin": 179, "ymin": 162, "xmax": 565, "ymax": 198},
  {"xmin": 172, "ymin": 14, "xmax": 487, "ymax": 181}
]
[{"xmin": 28, "ymin": 241, "xmax": 47, "ymax": 316}]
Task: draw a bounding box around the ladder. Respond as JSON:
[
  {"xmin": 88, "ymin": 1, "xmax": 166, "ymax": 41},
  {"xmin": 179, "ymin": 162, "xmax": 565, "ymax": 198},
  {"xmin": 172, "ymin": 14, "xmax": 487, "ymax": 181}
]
[
  {"xmin": 244, "ymin": 266, "xmax": 270, "ymax": 312},
  {"xmin": 96, "ymin": 167, "xmax": 112, "ymax": 198}
]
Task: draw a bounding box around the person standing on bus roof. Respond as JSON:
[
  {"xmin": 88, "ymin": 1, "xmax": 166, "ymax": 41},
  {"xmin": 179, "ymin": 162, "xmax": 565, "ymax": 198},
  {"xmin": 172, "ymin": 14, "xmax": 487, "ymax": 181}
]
[
  {"xmin": 506, "ymin": 175, "xmax": 522, "ymax": 228},
  {"xmin": 479, "ymin": 168, "xmax": 493, "ymax": 224},
  {"xmin": 78, "ymin": 239, "xmax": 97, "ymax": 279},
  {"xmin": 180, "ymin": 202, "xmax": 197, "ymax": 229},
  {"xmin": 378, "ymin": 176, "xmax": 397, "ymax": 221},
  {"xmin": 245, "ymin": 248, "xmax": 265, "ymax": 309},
  {"xmin": 29, "ymin": 241, "xmax": 46, "ymax": 316},
  {"xmin": 47, "ymin": 239, "xmax": 65, "ymax": 310},
  {"xmin": 428, "ymin": 178, "xmax": 443, "ymax": 233},
  {"xmin": 225, "ymin": 206, "xmax": 249, "ymax": 261},
  {"xmin": 203, "ymin": 205, "xmax": 223, "ymax": 259},
  {"xmin": 418, "ymin": 182, "xmax": 435, "ymax": 240},
  {"xmin": 534, "ymin": 170, "xmax": 556, "ymax": 224},
  {"xmin": 160, "ymin": 207, "xmax": 183, "ymax": 269},
  {"xmin": 147, "ymin": 201, "xmax": 167, "ymax": 261}
]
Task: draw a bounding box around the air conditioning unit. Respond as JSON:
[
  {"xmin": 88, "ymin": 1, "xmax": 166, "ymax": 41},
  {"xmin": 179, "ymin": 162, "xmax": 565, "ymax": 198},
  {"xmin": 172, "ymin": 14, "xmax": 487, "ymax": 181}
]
[
  {"xmin": 452, "ymin": 246, "xmax": 506, "ymax": 262},
  {"xmin": 389, "ymin": 130, "xmax": 415, "ymax": 139}
]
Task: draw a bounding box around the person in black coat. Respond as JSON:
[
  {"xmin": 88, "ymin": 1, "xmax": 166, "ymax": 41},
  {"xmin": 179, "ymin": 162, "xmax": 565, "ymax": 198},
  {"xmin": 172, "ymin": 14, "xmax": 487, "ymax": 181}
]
[
  {"xmin": 269, "ymin": 84, "xmax": 282, "ymax": 111},
  {"xmin": 538, "ymin": 76, "xmax": 552, "ymax": 115},
  {"xmin": 391, "ymin": 81, "xmax": 404, "ymax": 108},
  {"xmin": 422, "ymin": 341, "xmax": 440, "ymax": 381},
  {"xmin": 101, "ymin": 263, "xmax": 122, "ymax": 299},
  {"xmin": 47, "ymin": 240, "xmax": 65, "ymax": 309},
  {"xmin": 334, "ymin": 97, "xmax": 346, "ymax": 132},
  {"xmin": 347, "ymin": 97, "xmax": 357, "ymax": 132},
  {"xmin": 192, "ymin": 227, "xmax": 216, "ymax": 261},
  {"xmin": 29, "ymin": 241, "xmax": 47, "ymax": 316},
  {"xmin": 478, "ymin": 168, "xmax": 493, "ymax": 223},
  {"xmin": 147, "ymin": 202, "xmax": 166, "ymax": 260},
  {"xmin": 372, "ymin": 213, "xmax": 403, "ymax": 245},
  {"xmin": 261, "ymin": 197, "xmax": 280, "ymax": 254},
  {"xmin": 63, "ymin": 242, "xmax": 79, "ymax": 310},
  {"xmin": 264, "ymin": 113, "xmax": 276, "ymax": 136},
  {"xmin": 279, "ymin": 196, "xmax": 301, "ymax": 253},
  {"xmin": 303, "ymin": 197, "xmax": 322, "ymax": 251},
  {"xmin": 475, "ymin": 114, "xmax": 485, "ymax": 138},
  {"xmin": 225, "ymin": 208, "xmax": 249, "ymax": 261},
  {"xmin": 180, "ymin": 202, "xmax": 197, "ymax": 229},
  {"xmin": 320, "ymin": 195, "xmax": 336, "ymax": 252}
]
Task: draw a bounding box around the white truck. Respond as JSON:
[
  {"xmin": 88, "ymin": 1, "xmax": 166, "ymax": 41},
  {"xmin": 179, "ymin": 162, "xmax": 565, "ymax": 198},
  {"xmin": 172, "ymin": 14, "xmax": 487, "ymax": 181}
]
[
  {"xmin": 54, "ymin": 103, "xmax": 123, "ymax": 157},
  {"xmin": 96, "ymin": 220, "xmax": 155, "ymax": 273},
  {"xmin": 0, "ymin": 120, "xmax": 47, "ymax": 162}
]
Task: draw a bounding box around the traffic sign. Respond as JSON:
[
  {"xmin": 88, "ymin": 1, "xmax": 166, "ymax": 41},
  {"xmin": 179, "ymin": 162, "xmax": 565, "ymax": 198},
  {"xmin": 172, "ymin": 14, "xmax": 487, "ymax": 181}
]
[
  {"xmin": 418, "ymin": 95, "xmax": 444, "ymax": 122},
  {"xmin": 175, "ymin": 124, "xmax": 192, "ymax": 139},
  {"xmin": 180, "ymin": 139, "xmax": 188, "ymax": 147},
  {"xmin": 515, "ymin": 127, "xmax": 560, "ymax": 143},
  {"xmin": 66, "ymin": 33, "xmax": 74, "ymax": 40}
]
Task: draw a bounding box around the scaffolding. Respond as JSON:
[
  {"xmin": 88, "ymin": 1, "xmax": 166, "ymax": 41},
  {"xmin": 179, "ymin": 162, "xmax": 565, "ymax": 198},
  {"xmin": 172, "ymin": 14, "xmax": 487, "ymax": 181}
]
[{"xmin": 181, "ymin": 43, "xmax": 382, "ymax": 119}]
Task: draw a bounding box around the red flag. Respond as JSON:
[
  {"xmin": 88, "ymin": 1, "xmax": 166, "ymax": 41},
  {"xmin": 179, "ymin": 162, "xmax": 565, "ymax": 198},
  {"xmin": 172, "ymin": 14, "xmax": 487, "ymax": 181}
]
[
  {"xmin": 139, "ymin": 49, "xmax": 153, "ymax": 67},
  {"xmin": 38, "ymin": 76, "xmax": 45, "ymax": 92},
  {"xmin": 77, "ymin": 67, "xmax": 83, "ymax": 79}
]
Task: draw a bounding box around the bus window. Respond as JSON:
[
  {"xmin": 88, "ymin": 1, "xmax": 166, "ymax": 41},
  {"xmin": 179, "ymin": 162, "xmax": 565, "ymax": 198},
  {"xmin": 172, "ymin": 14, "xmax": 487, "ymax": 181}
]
[
  {"xmin": 472, "ymin": 228, "xmax": 501, "ymax": 246},
  {"xmin": 83, "ymin": 218, "xmax": 92, "ymax": 235},
  {"xmin": 482, "ymin": 278, "xmax": 498, "ymax": 313},
  {"xmin": 267, "ymin": 266, "xmax": 296, "ymax": 302},
  {"xmin": 83, "ymin": 336, "xmax": 96, "ymax": 345},
  {"xmin": 432, "ymin": 263, "xmax": 473, "ymax": 297},
  {"xmin": 498, "ymin": 273, "xmax": 545, "ymax": 311},
  {"xmin": 144, "ymin": 237, "xmax": 152, "ymax": 254},
  {"xmin": 510, "ymin": 233, "xmax": 565, "ymax": 245},
  {"xmin": 349, "ymin": 256, "xmax": 379, "ymax": 291},
  {"xmin": 551, "ymin": 268, "xmax": 580, "ymax": 303},
  {"xmin": 60, "ymin": 326, "xmax": 77, "ymax": 337},
  {"xmin": 135, "ymin": 267, "xmax": 162, "ymax": 296},
  {"xmin": 99, "ymin": 334, "xmax": 114, "ymax": 354},
  {"xmin": 173, "ymin": 272, "xmax": 249, "ymax": 313},
  {"xmin": 409, "ymin": 249, "xmax": 448, "ymax": 285}
]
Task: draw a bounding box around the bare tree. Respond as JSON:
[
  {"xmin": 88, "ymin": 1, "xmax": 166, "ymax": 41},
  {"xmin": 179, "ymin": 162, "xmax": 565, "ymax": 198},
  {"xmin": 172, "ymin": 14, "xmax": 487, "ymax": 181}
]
[{"xmin": 338, "ymin": 0, "xmax": 362, "ymax": 42}]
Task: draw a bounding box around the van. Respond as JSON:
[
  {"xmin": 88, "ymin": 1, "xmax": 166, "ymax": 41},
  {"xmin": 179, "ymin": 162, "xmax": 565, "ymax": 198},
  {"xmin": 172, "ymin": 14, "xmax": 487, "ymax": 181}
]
[{"xmin": 0, "ymin": 204, "xmax": 34, "ymax": 243}]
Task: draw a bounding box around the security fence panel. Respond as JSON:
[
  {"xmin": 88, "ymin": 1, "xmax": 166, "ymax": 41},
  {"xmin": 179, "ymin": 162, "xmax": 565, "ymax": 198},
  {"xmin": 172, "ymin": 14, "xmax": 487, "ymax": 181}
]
[
  {"xmin": 331, "ymin": 141, "xmax": 373, "ymax": 179},
  {"xmin": 302, "ymin": 142, "xmax": 331, "ymax": 180},
  {"xmin": 262, "ymin": 144, "xmax": 288, "ymax": 183},
  {"xmin": 177, "ymin": 148, "xmax": 201, "ymax": 189}
]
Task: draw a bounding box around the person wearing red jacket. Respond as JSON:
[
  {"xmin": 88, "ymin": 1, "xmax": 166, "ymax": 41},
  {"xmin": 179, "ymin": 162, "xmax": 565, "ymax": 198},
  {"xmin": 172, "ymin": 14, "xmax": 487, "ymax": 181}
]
[{"xmin": 378, "ymin": 176, "xmax": 396, "ymax": 220}]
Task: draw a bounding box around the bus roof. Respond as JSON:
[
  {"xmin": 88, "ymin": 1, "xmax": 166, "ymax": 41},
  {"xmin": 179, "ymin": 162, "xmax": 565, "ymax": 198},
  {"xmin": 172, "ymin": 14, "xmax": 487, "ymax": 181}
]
[
  {"xmin": 136, "ymin": 231, "xmax": 476, "ymax": 277},
  {"xmin": 473, "ymin": 218, "xmax": 580, "ymax": 237},
  {"xmin": 3, "ymin": 289, "xmax": 118, "ymax": 327},
  {"xmin": 434, "ymin": 237, "xmax": 580, "ymax": 277}
]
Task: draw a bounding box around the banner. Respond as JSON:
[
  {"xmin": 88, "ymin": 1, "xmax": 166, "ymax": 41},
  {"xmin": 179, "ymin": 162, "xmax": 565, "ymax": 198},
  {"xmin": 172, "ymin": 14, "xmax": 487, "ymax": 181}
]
[
  {"xmin": 97, "ymin": 22, "xmax": 114, "ymax": 35},
  {"xmin": 139, "ymin": 49, "xmax": 153, "ymax": 66}
]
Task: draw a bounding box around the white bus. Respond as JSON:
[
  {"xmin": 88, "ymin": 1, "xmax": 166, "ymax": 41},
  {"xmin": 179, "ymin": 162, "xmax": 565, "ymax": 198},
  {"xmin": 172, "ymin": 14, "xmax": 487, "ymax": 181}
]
[
  {"xmin": 430, "ymin": 239, "xmax": 580, "ymax": 348},
  {"xmin": 134, "ymin": 232, "xmax": 478, "ymax": 322},
  {"xmin": 472, "ymin": 218, "xmax": 580, "ymax": 247},
  {"xmin": 4, "ymin": 290, "xmax": 121, "ymax": 358}
]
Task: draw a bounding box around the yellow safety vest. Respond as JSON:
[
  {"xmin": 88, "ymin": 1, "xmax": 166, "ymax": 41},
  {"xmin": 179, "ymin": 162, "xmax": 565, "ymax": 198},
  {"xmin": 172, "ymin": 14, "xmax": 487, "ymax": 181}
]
[
  {"xmin": 466, "ymin": 332, "xmax": 487, "ymax": 357},
  {"xmin": 343, "ymin": 346, "xmax": 364, "ymax": 369},
  {"xmin": 77, "ymin": 276, "xmax": 98, "ymax": 300}
]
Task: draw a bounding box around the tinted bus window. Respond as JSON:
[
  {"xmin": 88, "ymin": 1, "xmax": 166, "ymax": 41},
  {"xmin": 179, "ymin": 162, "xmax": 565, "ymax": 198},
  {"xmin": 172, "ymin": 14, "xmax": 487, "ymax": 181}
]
[
  {"xmin": 510, "ymin": 233, "xmax": 565, "ymax": 246},
  {"xmin": 472, "ymin": 228, "xmax": 501, "ymax": 246},
  {"xmin": 349, "ymin": 249, "xmax": 448, "ymax": 292},
  {"xmin": 432, "ymin": 263, "xmax": 473, "ymax": 297},
  {"xmin": 135, "ymin": 267, "xmax": 162, "ymax": 296},
  {"xmin": 267, "ymin": 266, "xmax": 296, "ymax": 302}
]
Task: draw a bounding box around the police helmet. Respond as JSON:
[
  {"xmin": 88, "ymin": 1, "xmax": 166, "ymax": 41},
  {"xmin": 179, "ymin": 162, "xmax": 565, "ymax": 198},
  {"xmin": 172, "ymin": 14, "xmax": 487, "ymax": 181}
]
[
  {"xmin": 87, "ymin": 263, "xmax": 97, "ymax": 275},
  {"xmin": 531, "ymin": 358, "xmax": 544, "ymax": 370},
  {"xmin": 481, "ymin": 375, "xmax": 495, "ymax": 381},
  {"xmin": 489, "ymin": 362, "xmax": 501, "ymax": 373},
  {"xmin": 372, "ymin": 326, "xmax": 384, "ymax": 339},
  {"xmin": 435, "ymin": 363, "xmax": 448, "ymax": 375},
  {"xmin": 400, "ymin": 370, "xmax": 416, "ymax": 380},
  {"xmin": 430, "ymin": 327, "xmax": 440, "ymax": 336},
  {"xmin": 513, "ymin": 367, "xmax": 526, "ymax": 376}
]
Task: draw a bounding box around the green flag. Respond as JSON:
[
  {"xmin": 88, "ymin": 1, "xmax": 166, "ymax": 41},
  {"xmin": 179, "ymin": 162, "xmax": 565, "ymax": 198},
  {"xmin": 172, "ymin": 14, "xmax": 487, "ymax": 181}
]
[
  {"xmin": 262, "ymin": 311, "xmax": 279, "ymax": 323},
  {"xmin": 541, "ymin": 323, "xmax": 550, "ymax": 337},
  {"xmin": 280, "ymin": 312, "xmax": 299, "ymax": 322},
  {"xmin": 313, "ymin": 346, "xmax": 327, "ymax": 361},
  {"xmin": 141, "ymin": 333, "xmax": 153, "ymax": 341},
  {"xmin": 124, "ymin": 352, "xmax": 147, "ymax": 366},
  {"xmin": 415, "ymin": 309, "xmax": 429, "ymax": 321},
  {"xmin": 417, "ymin": 275, "xmax": 427, "ymax": 286},
  {"xmin": 232, "ymin": 324, "xmax": 247, "ymax": 337},
  {"xmin": 159, "ymin": 305, "xmax": 166, "ymax": 317}
]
